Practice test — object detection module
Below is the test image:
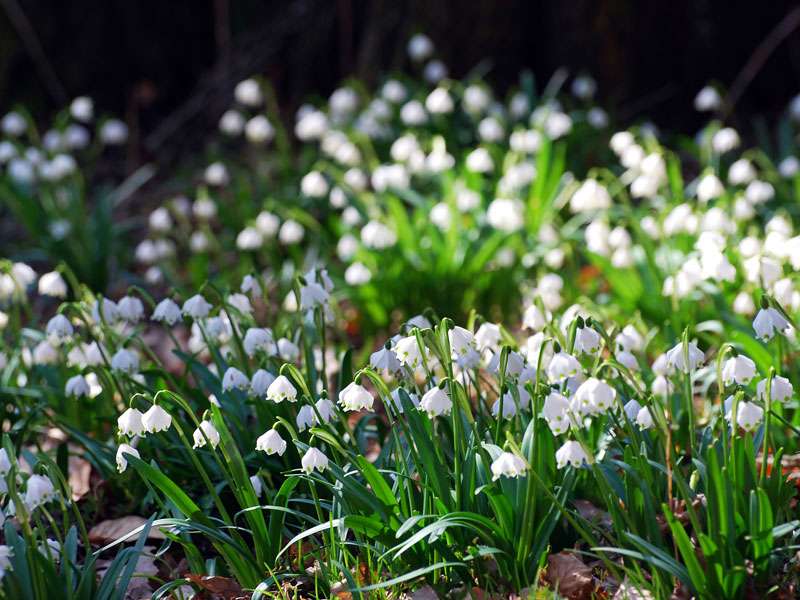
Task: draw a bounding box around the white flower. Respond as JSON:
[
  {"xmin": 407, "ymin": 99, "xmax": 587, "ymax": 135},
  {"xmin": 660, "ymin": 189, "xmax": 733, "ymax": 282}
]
[
  {"xmin": 279, "ymin": 220, "xmax": 305, "ymax": 244},
  {"xmin": 338, "ymin": 382, "xmax": 374, "ymax": 412},
  {"xmin": 250, "ymin": 475, "xmax": 263, "ymax": 497},
  {"xmin": 636, "ymin": 406, "xmax": 654, "ymax": 430},
  {"xmin": 219, "ymin": 109, "xmax": 244, "ymax": 135},
  {"xmin": 0, "ymin": 545, "xmax": 12, "ymax": 577},
  {"xmin": 296, "ymin": 405, "xmax": 315, "ymax": 431},
  {"xmin": 712, "ymin": 127, "xmax": 740, "ymax": 154},
  {"xmin": 277, "ymin": 338, "xmax": 300, "ymax": 361},
  {"xmin": 487, "ymin": 198, "xmax": 525, "ymax": 233},
  {"xmin": 696, "ymin": 173, "xmax": 724, "ymax": 203},
  {"xmin": 345, "ymin": 262, "xmax": 371, "ymax": 285},
  {"xmin": 448, "ymin": 326, "xmax": 475, "ymax": 357},
  {"xmin": 694, "ymin": 86, "xmax": 721, "ymax": 111},
  {"xmin": 665, "ymin": 341, "xmax": 704, "ymax": 373},
  {"xmin": 420, "ymin": 386, "xmax": 452, "ymax": 417},
  {"xmin": 475, "ymin": 322, "xmax": 502, "ymax": 351},
  {"xmin": 182, "ymin": 295, "xmax": 212, "ymax": 320},
  {"xmin": 267, "ymin": 375, "xmax": 297, "ymax": 403},
  {"xmin": 116, "ymin": 444, "xmax": 139, "ymax": 473},
  {"xmin": 522, "ymin": 305, "xmax": 547, "ymax": 331},
  {"xmin": 361, "ymin": 220, "xmax": 397, "ymax": 249},
  {"xmin": 117, "ymin": 296, "xmax": 144, "ymax": 323},
  {"xmin": 192, "ymin": 420, "xmax": 221, "ymax": 449},
  {"xmin": 300, "ymin": 281, "xmax": 329, "ymax": 310},
  {"xmin": 100, "ymin": 119, "xmax": 128, "ymax": 145},
  {"xmin": 234, "ymin": 78, "xmax": 262, "ymax": 106},
  {"xmin": 570, "ymin": 179, "xmax": 611, "ymax": 212},
  {"xmin": 301, "ymin": 171, "xmax": 329, "ymax": 197},
  {"xmin": 752, "ymin": 307, "xmax": 789, "ymax": 341},
  {"xmin": 65, "ymin": 374, "xmax": 90, "ymax": 398},
  {"xmin": 301, "ymin": 447, "xmax": 329, "ymax": 474},
  {"xmin": 408, "ymin": 33, "xmax": 434, "ymax": 61},
  {"xmin": 721, "ymin": 355, "xmax": 756, "ymax": 385},
  {"xmin": 244, "ymin": 328, "xmax": 276, "ymax": 357},
  {"xmin": 394, "ymin": 335, "xmax": 423, "ymax": 368},
  {"xmin": 152, "ymin": 299, "xmax": 181, "ymax": 325},
  {"xmin": 0, "ymin": 449, "xmax": 11, "ymax": 475},
  {"xmin": 651, "ymin": 375, "xmax": 671, "ymax": 398},
  {"xmin": 46, "ymin": 314, "xmax": 73, "ymax": 343},
  {"xmin": 547, "ymin": 351, "xmax": 580, "ymax": 383},
  {"xmin": 111, "ymin": 349, "xmax": 139, "ymax": 374},
  {"xmin": 574, "ymin": 325, "xmax": 601, "ymax": 355},
  {"xmin": 543, "ymin": 391, "xmax": 571, "ymax": 434},
  {"xmin": 236, "ymin": 227, "xmax": 263, "ymax": 250},
  {"xmin": 222, "ymin": 367, "xmax": 249, "ymax": 392},
  {"xmin": 490, "ymin": 451, "xmax": 527, "ymax": 480},
  {"xmin": 241, "ymin": 274, "xmax": 263, "ymax": 297},
  {"xmin": 245, "ymin": 115, "xmax": 274, "ymax": 143},
  {"xmin": 555, "ymin": 440, "xmax": 590, "ymax": 469},
  {"xmin": 623, "ymin": 399, "xmax": 642, "ymax": 421},
  {"xmin": 728, "ymin": 158, "xmax": 756, "ymax": 185},
  {"xmin": 315, "ymin": 398, "xmax": 336, "ymax": 424},
  {"xmin": 204, "ymin": 162, "xmax": 229, "ymax": 186},
  {"xmin": 727, "ymin": 399, "xmax": 764, "ymax": 432},
  {"xmin": 573, "ymin": 378, "xmax": 616, "ymax": 416},
  {"xmin": 142, "ymin": 404, "xmax": 172, "ymax": 433},
  {"xmin": 70, "ymin": 96, "xmax": 94, "ymax": 122},
  {"xmin": 756, "ymin": 375, "xmax": 793, "ymax": 404},
  {"xmin": 256, "ymin": 429, "xmax": 287, "ymax": 456},
  {"xmin": 250, "ymin": 369, "xmax": 276, "ymax": 397},
  {"xmin": 118, "ymin": 408, "xmax": 145, "ymax": 437},
  {"xmin": 38, "ymin": 271, "xmax": 67, "ymax": 297},
  {"xmin": 25, "ymin": 474, "xmax": 56, "ymax": 510},
  {"xmin": 425, "ymin": 88, "xmax": 453, "ymax": 114}
]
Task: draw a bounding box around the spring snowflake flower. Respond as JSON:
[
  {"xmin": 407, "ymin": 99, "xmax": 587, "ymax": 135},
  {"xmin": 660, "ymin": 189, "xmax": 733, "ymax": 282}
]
[
  {"xmin": 696, "ymin": 173, "xmax": 724, "ymax": 203},
  {"xmin": 142, "ymin": 404, "xmax": 172, "ymax": 433},
  {"xmin": 116, "ymin": 444, "xmax": 139, "ymax": 473},
  {"xmin": 547, "ymin": 351, "xmax": 580, "ymax": 383},
  {"xmin": 241, "ymin": 274, "xmax": 263, "ymax": 298},
  {"xmin": 118, "ymin": 408, "xmax": 144, "ymax": 437},
  {"xmin": 250, "ymin": 475, "xmax": 263, "ymax": 497},
  {"xmin": 111, "ymin": 349, "xmax": 139, "ymax": 374},
  {"xmin": 338, "ymin": 382, "xmax": 374, "ymax": 412},
  {"xmin": 725, "ymin": 399, "xmax": 764, "ymax": 432},
  {"xmin": 487, "ymin": 198, "xmax": 525, "ymax": 233},
  {"xmin": 182, "ymin": 295, "xmax": 212, "ymax": 320},
  {"xmin": 490, "ymin": 451, "xmax": 527, "ymax": 480},
  {"xmin": 420, "ymin": 386, "xmax": 452, "ymax": 418},
  {"xmin": 543, "ymin": 391, "xmax": 571, "ymax": 434},
  {"xmin": 117, "ymin": 296, "xmax": 144, "ymax": 323},
  {"xmin": 301, "ymin": 447, "xmax": 329, "ymax": 474},
  {"xmin": 222, "ymin": 367, "xmax": 249, "ymax": 392},
  {"xmin": 267, "ymin": 375, "xmax": 297, "ymax": 403},
  {"xmin": 299, "ymin": 280, "xmax": 329, "ymax": 310},
  {"xmin": 694, "ymin": 86, "xmax": 721, "ymax": 111},
  {"xmin": 573, "ymin": 378, "xmax": 616, "ymax": 416},
  {"xmin": 756, "ymin": 375, "xmax": 793, "ymax": 404},
  {"xmin": 0, "ymin": 449, "xmax": 11, "ymax": 476},
  {"xmin": 245, "ymin": 115, "xmax": 274, "ymax": 144},
  {"xmin": 250, "ymin": 369, "xmax": 276, "ymax": 397},
  {"xmin": 448, "ymin": 326, "xmax": 475, "ymax": 357},
  {"xmin": 345, "ymin": 262, "xmax": 371, "ymax": 285},
  {"xmin": 622, "ymin": 399, "xmax": 642, "ymax": 422},
  {"xmin": 394, "ymin": 335, "xmax": 424, "ymax": 368},
  {"xmin": 192, "ymin": 420, "xmax": 221, "ymax": 449},
  {"xmin": 474, "ymin": 322, "xmax": 502, "ymax": 352},
  {"xmin": 25, "ymin": 474, "xmax": 56, "ymax": 510},
  {"xmin": 234, "ymin": 78, "xmax": 262, "ymax": 106},
  {"xmin": 279, "ymin": 220, "xmax": 305, "ymax": 244},
  {"xmin": 665, "ymin": 341, "xmax": 704, "ymax": 373},
  {"xmin": 0, "ymin": 545, "xmax": 12, "ymax": 578},
  {"xmin": 636, "ymin": 406, "xmax": 654, "ymax": 430},
  {"xmin": 243, "ymin": 328, "xmax": 276, "ymax": 357},
  {"xmin": 256, "ymin": 429, "xmax": 287, "ymax": 456},
  {"xmin": 315, "ymin": 398, "xmax": 336, "ymax": 424},
  {"xmin": 651, "ymin": 375, "xmax": 671, "ymax": 398},
  {"xmin": 46, "ymin": 314, "xmax": 73, "ymax": 344},
  {"xmin": 277, "ymin": 338, "xmax": 300, "ymax": 361},
  {"xmin": 555, "ymin": 440, "xmax": 590, "ymax": 469},
  {"xmin": 721, "ymin": 355, "xmax": 756, "ymax": 385},
  {"xmin": 712, "ymin": 127, "xmax": 740, "ymax": 154},
  {"xmin": 151, "ymin": 299, "xmax": 181, "ymax": 325},
  {"xmin": 295, "ymin": 405, "xmax": 315, "ymax": 431},
  {"xmin": 38, "ymin": 271, "xmax": 67, "ymax": 297},
  {"xmin": 574, "ymin": 324, "xmax": 601, "ymax": 355},
  {"xmin": 570, "ymin": 179, "xmax": 611, "ymax": 213},
  {"xmin": 522, "ymin": 305, "xmax": 547, "ymax": 331},
  {"xmin": 65, "ymin": 374, "xmax": 90, "ymax": 398},
  {"xmin": 752, "ymin": 307, "xmax": 789, "ymax": 341}
]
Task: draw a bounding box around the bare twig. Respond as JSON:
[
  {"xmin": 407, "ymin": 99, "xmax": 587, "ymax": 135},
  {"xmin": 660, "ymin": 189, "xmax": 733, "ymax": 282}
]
[
  {"xmin": 1, "ymin": 0, "xmax": 68, "ymax": 104},
  {"xmin": 722, "ymin": 6, "xmax": 800, "ymax": 119}
]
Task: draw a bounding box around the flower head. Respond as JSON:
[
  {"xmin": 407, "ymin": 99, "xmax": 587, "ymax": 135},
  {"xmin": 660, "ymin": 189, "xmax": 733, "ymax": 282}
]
[
  {"xmin": 116, "ymin": 443, "xmax": 139, "ymax": 473},
  {"xmin": 490, "ymin": 451, "xmax": 527, "ymax": 480},
  {"xmin": 301, "ymin": 447, "xmax": 329, "ymax": 474},
  {"xmin": 256, "ymin": 429, "xmax": 287, "ymax": 455},
  {"xmin": 267, "ymin": 375, "xmax": 297, "ymax": 403},
  {"xmin": 338, "ymin": 382, "xmax": 374, "ymax": 412},
  {"xmin": 555, "ymin": 440, "xmax": 590, "ymax": 469},
  {"xmin": 142, "ymin": 404, "xmax": 172, "ymax": 433}
]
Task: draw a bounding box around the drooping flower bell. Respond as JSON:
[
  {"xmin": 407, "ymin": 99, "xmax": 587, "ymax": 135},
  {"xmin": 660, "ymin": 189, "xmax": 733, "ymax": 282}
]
[
  {"xmin": 116, "ymin": 444, "xmax": 139, "ymax": 473},
  {"xmin": 192, "ymin": 420, "xmax": 221, "ymax": 449},
  {"xmin": 555, "ymin": 440, "xmax": 590, "ymax": 469},
  {"xmin": 490, "ymin": 451, "xmax": 527, "ymax": 480},
  {"xmin": 338, "ymin": 382, "xmax": 374, "ymax": 412},
  {"xmin": 420, "ymin": 385, "xmax": 452, "ymax": 418},
  {"xmin": 721, "ymin": 354, "xmax": 756, "ymax": 385},
  {"xmin": 756, "ymin": 375, "xmax": 793, "ymax": 404},
  {"xmin": 142, "ymin": 404, "xmax": 172, "ymax": 433},
  {"xmin": 301, "ymin": 447, "xmax": 329, "ymax": 474},
  {"xmin": 118, "ymin": 407, "xmax": 145, "ymax": 437},
  {"xmin": 256, "ymin": 429, "xmax": 287, "ymax": 456},
  {"xmin": 266, "ymin": 375, "xmax": 297, "ymax": 403}
]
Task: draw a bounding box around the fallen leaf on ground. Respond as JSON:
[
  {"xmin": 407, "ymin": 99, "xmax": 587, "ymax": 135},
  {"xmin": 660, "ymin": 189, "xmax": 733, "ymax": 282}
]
[
  {"xmin": 89, "ymin": 516, "xmax": 167, "ymax": 544},
  {"xmin": 184, "ymin": 574, "xmax": 243, "ymax": 599},
  {"xmin": 546, "ymin": 551, "xmax": 595, "ymax": 600}
]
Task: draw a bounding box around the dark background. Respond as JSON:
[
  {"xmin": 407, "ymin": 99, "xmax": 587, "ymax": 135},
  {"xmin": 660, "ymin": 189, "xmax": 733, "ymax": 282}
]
[{"xmin": 2, "ymin": 0, "xmax": 800, "ymax": 166}]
